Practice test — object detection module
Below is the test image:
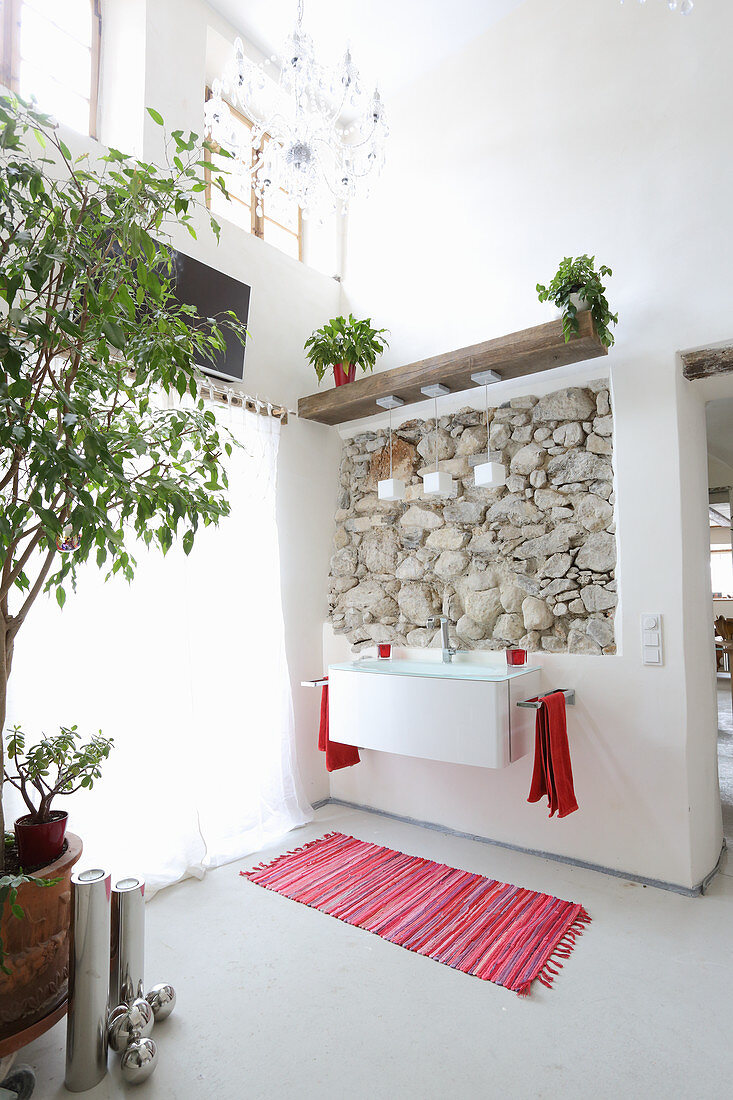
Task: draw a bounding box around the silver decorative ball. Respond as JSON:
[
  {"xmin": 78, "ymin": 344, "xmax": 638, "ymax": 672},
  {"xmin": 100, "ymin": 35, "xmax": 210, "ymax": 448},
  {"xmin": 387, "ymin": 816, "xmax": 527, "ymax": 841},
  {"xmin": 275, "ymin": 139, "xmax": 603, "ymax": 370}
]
[
  {"xmin": 120, "ymin": 1036, "xmax": 158, "ymax": 1084},
  {"xmin": 145, "ymin": 983, "xmax": 176, "ymax": 1021},
  {"xmin": 108, "ymin": 1003, "xmax": 128, "ymax": 1028},
  {"xmin": 107, "ymin": 998, "xmax": 154, "ymax": 1052}
]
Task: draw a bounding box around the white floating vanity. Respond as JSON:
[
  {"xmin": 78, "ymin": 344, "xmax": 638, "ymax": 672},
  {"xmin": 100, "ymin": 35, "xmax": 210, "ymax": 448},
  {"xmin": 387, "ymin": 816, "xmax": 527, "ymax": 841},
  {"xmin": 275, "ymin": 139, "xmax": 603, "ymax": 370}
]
[{"xmin": 327, "ymin": 659, "xmax": 541, "ymax": 770}]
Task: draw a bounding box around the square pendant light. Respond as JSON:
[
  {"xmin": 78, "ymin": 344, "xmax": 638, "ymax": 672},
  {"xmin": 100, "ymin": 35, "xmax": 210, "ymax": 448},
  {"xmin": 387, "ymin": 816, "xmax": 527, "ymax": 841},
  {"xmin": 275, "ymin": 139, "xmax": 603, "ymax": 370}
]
[
  {"xmin": 378, "ymin": 477, "xmax": 406, "ymax": 501},
  {"xmin": 376, "ymin": 395, "xmax": 406, "ymax": 501},
  {"xmin": 418, "ymin": 383, "xmax": 454, "ymax": 497},
  {"xmin": 470, "ymin": 369, "xmax": 501, "ymax": 386},
  {"xmin": 422, "ymin": 469, "xmax": 455, "ymax": 496},
  {"xmin": 420, "ymin": 383, "xmax": 451, "ymax": 399},
  {"xmin": 474, "ymin": 460, "xmax": 506, "ymax": 488}
]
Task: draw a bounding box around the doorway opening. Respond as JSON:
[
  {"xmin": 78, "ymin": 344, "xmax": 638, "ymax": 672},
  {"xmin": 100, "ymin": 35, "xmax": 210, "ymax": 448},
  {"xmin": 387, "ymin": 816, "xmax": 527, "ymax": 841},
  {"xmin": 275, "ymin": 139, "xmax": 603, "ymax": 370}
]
[{"xmin": 706, "ymin": 397, "xmax": 733, "ymax": 843}]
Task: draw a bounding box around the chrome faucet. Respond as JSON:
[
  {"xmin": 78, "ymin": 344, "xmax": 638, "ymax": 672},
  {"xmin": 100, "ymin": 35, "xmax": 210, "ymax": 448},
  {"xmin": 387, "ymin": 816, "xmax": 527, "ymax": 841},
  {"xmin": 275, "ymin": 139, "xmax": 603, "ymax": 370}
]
[{"xmin": 427, "ymin": 615, "xmax": 457, "ymax": 664}]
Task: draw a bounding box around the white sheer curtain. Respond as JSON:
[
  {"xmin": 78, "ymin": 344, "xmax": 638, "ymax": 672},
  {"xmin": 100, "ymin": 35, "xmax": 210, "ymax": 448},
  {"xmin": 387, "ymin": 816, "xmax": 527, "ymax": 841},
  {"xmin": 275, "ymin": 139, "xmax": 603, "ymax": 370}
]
[{"xmin": 5, "ymin": 403, "xmax": 312, "ymax": 895}]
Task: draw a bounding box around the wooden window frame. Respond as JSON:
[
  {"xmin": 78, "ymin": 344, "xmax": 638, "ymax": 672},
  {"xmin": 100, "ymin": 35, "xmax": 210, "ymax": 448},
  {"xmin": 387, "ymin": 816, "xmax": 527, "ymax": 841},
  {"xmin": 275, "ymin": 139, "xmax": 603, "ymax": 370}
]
[
  {"xmin": 204, "ymin": 88, "xmax": 303, "ymax": 262},
  {"xmin": 0, "ymin": 0, "xmax": 102, "ymax": 139}
]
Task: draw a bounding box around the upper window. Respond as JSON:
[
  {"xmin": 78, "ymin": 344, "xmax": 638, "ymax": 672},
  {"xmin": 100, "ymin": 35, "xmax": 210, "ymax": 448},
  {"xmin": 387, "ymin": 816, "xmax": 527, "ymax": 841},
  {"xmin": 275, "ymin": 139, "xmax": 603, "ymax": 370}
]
[
  {"xmin": 205, "ymin": 93, "xmax": 302, "ymax": 263},
  {"xmin": 1, "ymin": 0, "xmax": 101, "ymax": 137}
]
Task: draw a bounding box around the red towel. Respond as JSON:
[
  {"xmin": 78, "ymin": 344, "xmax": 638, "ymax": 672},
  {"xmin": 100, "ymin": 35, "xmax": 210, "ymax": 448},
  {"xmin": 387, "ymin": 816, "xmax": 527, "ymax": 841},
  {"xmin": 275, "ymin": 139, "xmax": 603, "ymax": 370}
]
[
  {"xmin": 318, "ymin": 682, "xmax": 360, "ymax": 772},
  {"xmin": 527, "ymin": 692, "xmax": 578, "ymax": 818}
]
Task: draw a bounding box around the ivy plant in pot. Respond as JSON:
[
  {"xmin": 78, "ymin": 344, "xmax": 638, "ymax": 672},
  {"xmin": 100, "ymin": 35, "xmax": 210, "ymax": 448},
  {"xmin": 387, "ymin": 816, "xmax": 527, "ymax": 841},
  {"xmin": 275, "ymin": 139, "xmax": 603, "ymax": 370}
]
[
  {"xmin": 5, "ymin": 725, "xmax": 114, "ymax": 869},
  {"xmin": 536, "ymin": 254, "xmax": 618, "ymax": 347},
  {"xmin": 304, "ymin": 314, "xmax": 389, "ymax": 386},
  {"xmin": 0, "ymin": 864, "xmax": 59, "ymax": 975}
]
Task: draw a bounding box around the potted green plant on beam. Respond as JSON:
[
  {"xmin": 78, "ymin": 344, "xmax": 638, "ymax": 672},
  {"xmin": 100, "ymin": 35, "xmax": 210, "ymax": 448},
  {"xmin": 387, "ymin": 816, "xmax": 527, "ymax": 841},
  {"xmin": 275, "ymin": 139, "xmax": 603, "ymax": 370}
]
[
  {"xmin": 5, "ymin": 725, "xmax": 114, "ymax": 868},
  {"xmin": 304, "ymin": 314, "xmax": 389, "ymax": 386},
  {"xmin": 537, "ymin": 254, "xmax": 618, "ymax": 347}
]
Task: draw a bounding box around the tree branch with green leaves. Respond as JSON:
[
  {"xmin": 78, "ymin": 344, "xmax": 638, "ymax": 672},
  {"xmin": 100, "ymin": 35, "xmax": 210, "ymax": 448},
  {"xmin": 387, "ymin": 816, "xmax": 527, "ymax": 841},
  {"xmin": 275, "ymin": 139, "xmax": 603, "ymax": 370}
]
[{"xmin": 0, "ymin": 94, "xmax": 246, "ymax": 867}]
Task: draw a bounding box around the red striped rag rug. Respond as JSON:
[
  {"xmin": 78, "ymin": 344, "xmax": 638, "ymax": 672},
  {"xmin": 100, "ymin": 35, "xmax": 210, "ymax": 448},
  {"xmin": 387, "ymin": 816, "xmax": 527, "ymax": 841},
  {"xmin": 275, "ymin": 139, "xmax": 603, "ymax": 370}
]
[{"xmin": 241, "ymin": 832, "xmax": 590, "ymax": 996}]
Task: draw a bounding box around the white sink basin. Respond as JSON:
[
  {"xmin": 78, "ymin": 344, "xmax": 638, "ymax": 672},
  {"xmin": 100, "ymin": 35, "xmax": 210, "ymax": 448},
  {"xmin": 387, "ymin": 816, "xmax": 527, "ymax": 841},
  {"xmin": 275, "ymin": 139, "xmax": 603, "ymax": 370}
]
[
  {"xmin": 327, "ymin": 659, "xmax": 541, "ymax": 770},
  {"xmin": 328, "ymin": 659, "xmax": 542, "ymax": 682}
]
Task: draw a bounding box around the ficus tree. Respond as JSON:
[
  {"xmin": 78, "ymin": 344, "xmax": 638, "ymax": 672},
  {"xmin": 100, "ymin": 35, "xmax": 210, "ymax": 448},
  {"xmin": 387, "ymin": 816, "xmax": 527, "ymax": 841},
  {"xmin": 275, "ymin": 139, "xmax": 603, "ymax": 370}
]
[{"xmin": 0, "ymin": 95, "xmax": 245, "ymax": 867}]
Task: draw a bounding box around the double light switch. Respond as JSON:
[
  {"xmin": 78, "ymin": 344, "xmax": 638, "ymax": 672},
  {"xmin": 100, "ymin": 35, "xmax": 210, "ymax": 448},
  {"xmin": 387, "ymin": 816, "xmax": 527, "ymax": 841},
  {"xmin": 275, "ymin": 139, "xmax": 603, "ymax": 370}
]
[{"xmin": 641, "ymin": 613, "xmax": 663, "ymax": 666}]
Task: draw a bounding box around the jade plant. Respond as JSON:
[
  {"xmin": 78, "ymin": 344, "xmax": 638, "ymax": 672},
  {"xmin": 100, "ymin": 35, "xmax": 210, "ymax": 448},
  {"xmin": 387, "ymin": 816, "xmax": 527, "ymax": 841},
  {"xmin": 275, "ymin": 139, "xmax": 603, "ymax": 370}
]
[
  {"xmin": 537, "ymin": 255, "xmax": 618, "ymax": 347},
  {"xmin": 304, "ymin": 314, "xmax": 389, "ymax": 383},
  {"xmin": 0, "ymin": 94, "xmax": 247, "ymax": 867},
  {"xmin": 4, "ymin": 725, "xmax": 114, "ymax": 824}
]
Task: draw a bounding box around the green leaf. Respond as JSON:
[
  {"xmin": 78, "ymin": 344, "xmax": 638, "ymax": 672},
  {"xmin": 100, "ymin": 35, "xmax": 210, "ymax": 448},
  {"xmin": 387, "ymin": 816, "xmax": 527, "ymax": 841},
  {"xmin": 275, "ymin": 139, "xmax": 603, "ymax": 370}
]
[
  {"xmin": 101, "ymin": 320, "xmax": 125, "ymax": 350},
  {"xmin": 56, "ymin": 587, "xmax": 66, "ymax": 609},
  {"xmin": 146, "ymin": 107, "xmax": 164, "ymax": 126}
]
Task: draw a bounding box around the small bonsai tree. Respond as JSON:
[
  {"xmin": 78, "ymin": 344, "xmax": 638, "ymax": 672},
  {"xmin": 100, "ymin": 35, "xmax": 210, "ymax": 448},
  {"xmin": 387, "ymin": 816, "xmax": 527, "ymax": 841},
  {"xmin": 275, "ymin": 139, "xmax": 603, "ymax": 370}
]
[
  {"xmin": 0, "ymin": 94, "xmax": 247, "ymax": 866},
  {"xmin": 304, "ymin": 314, "xmax": 389, "ymax": 382},
  {"xmin": 537, "ymin": 255, "xmax": 618, "ymax": 347},
  {"xmin": 4, "ymin": 724, "xmax": 114, "ymax": 824}
]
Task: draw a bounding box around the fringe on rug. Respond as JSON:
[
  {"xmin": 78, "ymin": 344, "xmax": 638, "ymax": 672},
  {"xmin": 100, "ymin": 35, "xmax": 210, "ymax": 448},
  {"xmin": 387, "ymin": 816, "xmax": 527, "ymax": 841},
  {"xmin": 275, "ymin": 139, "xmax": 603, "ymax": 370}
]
[
  {"xmin": 240, "ymin": 831, "xmax": 342, "ymax": 877},
  {"xmin": 516, "ymin": 909, "xmax": 592, "ymax": 997}
]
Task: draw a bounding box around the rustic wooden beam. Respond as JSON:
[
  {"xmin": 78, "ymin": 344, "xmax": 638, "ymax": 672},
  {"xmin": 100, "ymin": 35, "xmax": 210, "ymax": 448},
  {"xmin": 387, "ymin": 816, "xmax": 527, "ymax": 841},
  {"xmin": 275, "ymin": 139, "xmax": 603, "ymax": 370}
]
[
  {"xmin": 682, "ymin": 345, "xmax": 733, "ymax": 381},
  {"xmin": 298, "ymin": 312, "xmax": 608, "ymax": 426}
]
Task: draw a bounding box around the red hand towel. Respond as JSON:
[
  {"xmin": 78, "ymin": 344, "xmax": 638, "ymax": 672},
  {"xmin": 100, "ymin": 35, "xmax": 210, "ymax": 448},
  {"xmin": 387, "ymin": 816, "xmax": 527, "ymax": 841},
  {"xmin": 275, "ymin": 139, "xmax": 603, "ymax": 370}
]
[
  {"xmin": 527, "ymin": 692, "xmax": 578, "ymax": 818},
  {"xmin": 318, "ymin": 682, "xmax": 360, "ymax": 772}
]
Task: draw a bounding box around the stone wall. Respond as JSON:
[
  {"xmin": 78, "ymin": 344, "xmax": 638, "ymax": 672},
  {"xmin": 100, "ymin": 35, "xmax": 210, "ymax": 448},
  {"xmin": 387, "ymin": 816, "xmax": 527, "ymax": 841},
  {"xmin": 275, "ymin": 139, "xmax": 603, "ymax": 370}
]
[{"xmin": 328, "ymin": 382, "xmax": 616, "ymax": 655}]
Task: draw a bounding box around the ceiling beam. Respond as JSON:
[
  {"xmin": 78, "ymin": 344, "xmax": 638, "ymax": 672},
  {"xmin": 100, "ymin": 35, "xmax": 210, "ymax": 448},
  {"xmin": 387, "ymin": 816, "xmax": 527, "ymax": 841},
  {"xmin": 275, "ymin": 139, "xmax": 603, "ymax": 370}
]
[
  {"xmin": 682, "ymin": 346, "xmax": 733, "ymax": 381},
  {"xmin": 298, "ymin": 312, "xmax": 608, "ymax": 426}
]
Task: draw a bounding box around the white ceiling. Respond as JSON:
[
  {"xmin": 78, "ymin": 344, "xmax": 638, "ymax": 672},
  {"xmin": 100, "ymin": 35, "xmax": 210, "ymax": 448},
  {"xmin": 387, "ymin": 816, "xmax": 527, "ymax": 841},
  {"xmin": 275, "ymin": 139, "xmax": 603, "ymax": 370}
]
[{"xmin": 206, "ymin": 0, "xmax": 528, "ymax": 99}]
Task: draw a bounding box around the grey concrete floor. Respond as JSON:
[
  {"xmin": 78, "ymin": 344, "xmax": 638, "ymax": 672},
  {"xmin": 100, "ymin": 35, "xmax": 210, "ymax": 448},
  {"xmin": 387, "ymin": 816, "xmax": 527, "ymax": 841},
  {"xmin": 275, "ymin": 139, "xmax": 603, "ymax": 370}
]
[{"xmin": 18, "ymin": 803, "xmax": 733, "ymax": 1099}]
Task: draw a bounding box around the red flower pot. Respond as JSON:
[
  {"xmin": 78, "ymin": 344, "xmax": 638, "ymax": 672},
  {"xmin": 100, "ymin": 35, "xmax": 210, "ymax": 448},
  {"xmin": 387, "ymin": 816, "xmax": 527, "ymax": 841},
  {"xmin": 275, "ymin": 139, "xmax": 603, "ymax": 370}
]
[
  {"xmin": 15, "ymin": 811, "xmax": 68, "ymax": 869},
  {"xmin": 332, "ymin": 362, "xmax": 356, "ymax": 386}
]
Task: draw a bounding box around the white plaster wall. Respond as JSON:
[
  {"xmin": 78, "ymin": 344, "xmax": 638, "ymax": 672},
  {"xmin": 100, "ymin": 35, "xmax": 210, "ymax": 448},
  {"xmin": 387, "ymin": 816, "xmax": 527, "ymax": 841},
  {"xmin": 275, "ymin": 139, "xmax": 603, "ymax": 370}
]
[{"xmin": 331, "ymin": 0, "xmax": 733, "ymax": 888}]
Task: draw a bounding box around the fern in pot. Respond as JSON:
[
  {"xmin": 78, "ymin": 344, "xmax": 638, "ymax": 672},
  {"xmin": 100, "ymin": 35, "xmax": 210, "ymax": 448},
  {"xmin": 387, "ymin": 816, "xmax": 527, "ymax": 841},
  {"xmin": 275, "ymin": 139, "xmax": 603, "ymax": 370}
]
[
  {"xmin": 304, "ymin": 314, "xmax": 389, "ymax": 386},
  {"xmin": 537, "ymin": 254, "xmax": 618, "ymax": 347},
  {"xmin": 5, "ymin": 725, "xmax": 114, "ymax": 869}
]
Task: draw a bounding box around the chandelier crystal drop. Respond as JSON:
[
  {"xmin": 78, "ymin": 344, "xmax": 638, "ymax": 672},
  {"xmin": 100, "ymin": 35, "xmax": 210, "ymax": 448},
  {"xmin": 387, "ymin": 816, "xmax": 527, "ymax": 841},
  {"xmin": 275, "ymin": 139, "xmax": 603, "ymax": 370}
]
[
  {"xmin": 619, "ymin": 0, "xmax": 694, "ymax": 13},
  {"xmin": 204, "ymin": 0, "xmax": 388, "ymax": 218}
]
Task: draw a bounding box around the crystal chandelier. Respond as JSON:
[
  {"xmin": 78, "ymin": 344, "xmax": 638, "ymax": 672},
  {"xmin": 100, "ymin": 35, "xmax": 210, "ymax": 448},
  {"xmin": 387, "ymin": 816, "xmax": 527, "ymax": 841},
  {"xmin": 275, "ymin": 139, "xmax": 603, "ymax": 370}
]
[
  {"xmin": 620, "ymin": 0, "xmax": 694, "ymax": 13},
  {"xmin": 204, "ymin": 0, "xmax": 387, "ymax": 218}
]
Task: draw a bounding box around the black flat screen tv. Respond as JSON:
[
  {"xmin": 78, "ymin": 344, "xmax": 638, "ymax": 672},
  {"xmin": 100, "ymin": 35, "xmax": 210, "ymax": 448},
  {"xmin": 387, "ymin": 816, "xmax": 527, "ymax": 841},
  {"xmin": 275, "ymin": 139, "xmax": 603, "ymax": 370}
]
[{"xmin": 171, "ymin": 249, "xmax": 251, "ymax": 383}]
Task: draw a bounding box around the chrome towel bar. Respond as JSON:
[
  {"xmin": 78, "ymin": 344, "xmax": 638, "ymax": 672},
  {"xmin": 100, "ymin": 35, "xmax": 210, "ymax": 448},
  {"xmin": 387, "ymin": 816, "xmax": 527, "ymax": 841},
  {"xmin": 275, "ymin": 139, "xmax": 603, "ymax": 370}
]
[
  {"xmin": 517, "ymin": 689, "xmax": 575, "ymax": 709},
  {"xmin": 301, "ymin": 678, "xmax": 328, "ymax": 688}
]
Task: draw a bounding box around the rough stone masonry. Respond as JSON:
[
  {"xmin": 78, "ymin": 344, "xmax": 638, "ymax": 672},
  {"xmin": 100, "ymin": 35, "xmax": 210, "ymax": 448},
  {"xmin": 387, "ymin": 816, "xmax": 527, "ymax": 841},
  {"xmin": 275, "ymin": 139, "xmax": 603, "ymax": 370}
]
[{"xmin": 328, "ymin": 382, "xmax": 616, "ymax": 656}]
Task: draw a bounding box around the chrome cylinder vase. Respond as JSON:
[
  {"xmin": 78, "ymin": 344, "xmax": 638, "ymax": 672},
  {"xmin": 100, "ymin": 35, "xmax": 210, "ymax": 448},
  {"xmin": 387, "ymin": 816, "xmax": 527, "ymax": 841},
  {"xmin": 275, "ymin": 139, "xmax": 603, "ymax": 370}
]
[
  {"xmin": 110, "ymin": 876, "xmax": 146, "ymax": 1008},
  {"xmin": 65, "ymin": 868, "xmax": 112, "ymax": 1093}
]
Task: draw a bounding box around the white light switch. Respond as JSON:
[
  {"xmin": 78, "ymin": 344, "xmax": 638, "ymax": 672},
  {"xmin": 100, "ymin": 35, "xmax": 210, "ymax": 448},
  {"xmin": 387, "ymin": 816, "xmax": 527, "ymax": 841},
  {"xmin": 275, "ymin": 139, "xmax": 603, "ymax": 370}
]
[{"xmin": 641, "ymin": 613, "xmax": 663, "ymax": 666}]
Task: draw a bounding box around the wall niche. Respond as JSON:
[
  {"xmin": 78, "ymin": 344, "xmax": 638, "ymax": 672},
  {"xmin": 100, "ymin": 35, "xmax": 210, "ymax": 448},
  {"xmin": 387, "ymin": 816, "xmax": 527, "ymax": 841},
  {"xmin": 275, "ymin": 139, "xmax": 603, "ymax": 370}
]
[{"xmin": 328, "ymin": 381, "xmax": 617, "ymax": 655}]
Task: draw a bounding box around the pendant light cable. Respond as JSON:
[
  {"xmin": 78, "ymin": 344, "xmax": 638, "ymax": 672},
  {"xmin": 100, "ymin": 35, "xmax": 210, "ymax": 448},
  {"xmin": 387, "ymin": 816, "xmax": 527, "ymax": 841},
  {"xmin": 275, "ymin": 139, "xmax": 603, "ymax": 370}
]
[
  {"xmin": 388, "ymin": 406, "xmax": 393, "ymax": 478},
  {"xmin": 485, "ymin": 383, "xmax": 490, "ymax": 456}
]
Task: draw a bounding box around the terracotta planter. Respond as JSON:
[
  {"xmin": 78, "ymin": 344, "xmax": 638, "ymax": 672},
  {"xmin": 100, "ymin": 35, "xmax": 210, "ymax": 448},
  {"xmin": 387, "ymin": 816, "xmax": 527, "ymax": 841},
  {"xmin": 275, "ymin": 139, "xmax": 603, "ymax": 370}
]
[
  {"xmin": 0, "ymin": 832, "xmax": 82, "ymax": 1042},
  {"xmin": 15, "ymin": 811, "xmax": 68, "ymax": 869},
  {"xmin": 332, "ymin": 362, "xmax": 356, "ymax": 386}
]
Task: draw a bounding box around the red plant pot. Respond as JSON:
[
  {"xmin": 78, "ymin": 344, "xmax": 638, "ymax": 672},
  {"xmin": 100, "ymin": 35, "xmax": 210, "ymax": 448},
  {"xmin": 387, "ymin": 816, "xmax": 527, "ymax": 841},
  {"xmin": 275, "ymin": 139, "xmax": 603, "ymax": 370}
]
[
  {"xmin": 15, "ymin": 811, "xmax": 68, "ymax": 869},
  {"xmin": 332, "ymin": 362, "xmax": 356, "ymax": 386},
  {"xmin": 506, "ymin": 648, "xmax": 527, "ymax": 666}
]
